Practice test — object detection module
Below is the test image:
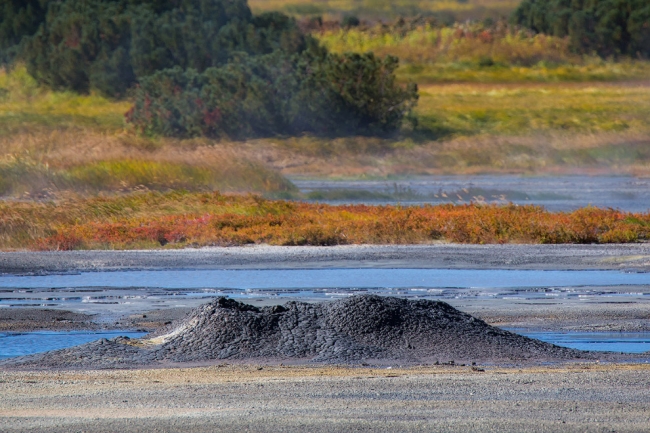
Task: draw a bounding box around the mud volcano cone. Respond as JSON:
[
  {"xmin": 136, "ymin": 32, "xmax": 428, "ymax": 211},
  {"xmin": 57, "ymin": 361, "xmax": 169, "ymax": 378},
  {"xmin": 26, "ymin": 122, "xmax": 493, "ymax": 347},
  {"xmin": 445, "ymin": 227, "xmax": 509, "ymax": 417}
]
[
  {"xmin": 2, "ymin": 295, "xmax": 585, "ymax": 369},
  {"xmin": 147, "ymin": 295, "xmax": 579, "ymax": 364}
]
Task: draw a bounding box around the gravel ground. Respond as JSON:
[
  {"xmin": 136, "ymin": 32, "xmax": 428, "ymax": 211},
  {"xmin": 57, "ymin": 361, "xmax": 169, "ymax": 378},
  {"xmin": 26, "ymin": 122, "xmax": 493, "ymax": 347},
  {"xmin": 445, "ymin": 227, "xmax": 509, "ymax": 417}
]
[
  {"xmin": 2, "ymin": 244, "xmax": 650, "ymax": 274},
  {"xmin": 2, "ymin": 364, "xmax": 650, "ymax": 432}
]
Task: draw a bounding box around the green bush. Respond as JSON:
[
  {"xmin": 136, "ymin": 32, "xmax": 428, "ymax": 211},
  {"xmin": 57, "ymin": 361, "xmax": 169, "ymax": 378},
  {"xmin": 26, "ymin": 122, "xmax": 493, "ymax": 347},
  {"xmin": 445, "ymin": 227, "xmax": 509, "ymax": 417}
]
[
  {"xmin": 0, "ymin": 0, "xmax": 49, "ymax": 64},
  {"xmin": 126, "ymin": 51, "xmax": 418, "ymax": 138},
  {"xmin": 2, "ymin": 0, "xmax": 417, "ymax": 138},
  {"xmin": 21, "ymin": 0, "xmax": 309, "ymax": 96},
  {"xmin": 512, "ymin": 0, "xmax": 650, "ymax": 58}
]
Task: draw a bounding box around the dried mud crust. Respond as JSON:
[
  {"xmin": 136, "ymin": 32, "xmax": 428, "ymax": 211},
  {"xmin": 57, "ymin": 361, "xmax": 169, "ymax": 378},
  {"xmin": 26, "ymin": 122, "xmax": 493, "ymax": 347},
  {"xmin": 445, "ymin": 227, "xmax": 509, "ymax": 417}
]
[
  {"xmin": 1, "ymin": 295, "xmax": 591, "ymax": 369},
  {"xmin": 0, "ymin": 309, "xmax": 98, "ymax": 331}
]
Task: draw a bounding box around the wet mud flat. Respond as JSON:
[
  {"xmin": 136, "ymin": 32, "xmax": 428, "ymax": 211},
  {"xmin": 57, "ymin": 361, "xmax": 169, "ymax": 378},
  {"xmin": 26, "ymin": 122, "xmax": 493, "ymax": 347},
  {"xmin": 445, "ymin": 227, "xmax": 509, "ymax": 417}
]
[
  {"xmin": 2, "ymin": 364, "xmax": 650, "ymax": 433},
  {"xmin": 0, "ymin": 308, "xmax": 99, "ymax": 332}
]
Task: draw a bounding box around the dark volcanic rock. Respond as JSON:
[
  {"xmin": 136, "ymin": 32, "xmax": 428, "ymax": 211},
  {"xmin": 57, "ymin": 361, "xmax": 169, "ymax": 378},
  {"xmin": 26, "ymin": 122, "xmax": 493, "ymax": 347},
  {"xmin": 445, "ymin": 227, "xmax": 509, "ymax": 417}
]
[{"xmin": 2, "ymin": 295, "xmax": 584, "ymax": 369}]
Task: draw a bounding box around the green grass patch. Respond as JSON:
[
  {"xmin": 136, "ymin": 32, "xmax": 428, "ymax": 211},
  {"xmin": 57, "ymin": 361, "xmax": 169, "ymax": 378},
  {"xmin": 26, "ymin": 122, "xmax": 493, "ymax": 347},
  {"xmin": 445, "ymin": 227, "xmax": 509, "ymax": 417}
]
[
  {"xmin": 0, "ymin": 66, "xmax": 130, "ymax": 135},
  {"xmin": 415, "ymin": 83, "xmax": 650, "ymax": 137},
  {"xmin": 397, "ymin": 62, "xmax": 650, "ymax": 84},
  {"xmin": 0, "ymin": 158, "xmax": 297, "ymax": 197}
]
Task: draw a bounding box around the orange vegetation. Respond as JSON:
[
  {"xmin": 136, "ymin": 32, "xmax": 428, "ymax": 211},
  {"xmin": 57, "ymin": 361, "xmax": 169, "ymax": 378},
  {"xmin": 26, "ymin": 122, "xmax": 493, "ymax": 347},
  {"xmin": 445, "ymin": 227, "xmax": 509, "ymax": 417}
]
[{"xmin": 1, "ymin": 192, "xmax": 648, "ymax": 250}]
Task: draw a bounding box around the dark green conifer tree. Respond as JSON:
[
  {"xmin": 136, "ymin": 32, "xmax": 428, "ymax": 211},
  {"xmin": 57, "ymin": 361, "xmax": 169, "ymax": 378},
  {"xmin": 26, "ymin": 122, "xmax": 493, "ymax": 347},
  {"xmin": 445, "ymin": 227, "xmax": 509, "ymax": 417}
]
[
  {"xmin": 0, "ymin": 0, "xmax": 50, "ymax": 64},
  {"xmin": 512, "ymin": 0, "xmax": 650, "ymax": 58},
  {"xmin": 21, "ymin": 0, "xmax": 308, "ymax": 96}
]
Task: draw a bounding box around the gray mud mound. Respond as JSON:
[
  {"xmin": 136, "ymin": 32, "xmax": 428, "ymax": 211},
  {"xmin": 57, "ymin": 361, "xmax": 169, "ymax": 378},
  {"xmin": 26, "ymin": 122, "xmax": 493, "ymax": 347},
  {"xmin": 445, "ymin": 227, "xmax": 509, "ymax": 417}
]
[{"xmin": 2, "ymin": 295, "xmax": 586, "ymax": 369}]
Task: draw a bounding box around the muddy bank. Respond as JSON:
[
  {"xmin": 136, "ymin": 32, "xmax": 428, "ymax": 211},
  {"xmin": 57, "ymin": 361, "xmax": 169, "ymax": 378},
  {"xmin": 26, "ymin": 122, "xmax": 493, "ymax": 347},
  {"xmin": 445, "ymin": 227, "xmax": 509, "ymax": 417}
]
[
  {"xmin": 0, "ymin": 309, "xmax": 98, "ymax": 332},
  {"xmin": 466, "ymin": 299, "xmax": 650, "ymax": 332},
  {"xmin": 2, "ymin": 244, "xmax": 650, "ymax": 274},
  {"xmin": 3, "ymin": 294, "xmax": 649, "ymax": 334},
  {"xmin": 0, "ymin": 307, "xmax": 194, "ymax": 333},
  {"xmin": 2, "ymin": 295, "xmax": 596, "ymax": 369}
]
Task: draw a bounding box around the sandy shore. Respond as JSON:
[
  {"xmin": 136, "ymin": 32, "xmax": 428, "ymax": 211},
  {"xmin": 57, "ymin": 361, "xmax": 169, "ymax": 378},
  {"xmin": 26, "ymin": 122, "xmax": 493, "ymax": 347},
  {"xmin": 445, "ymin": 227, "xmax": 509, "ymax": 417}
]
[{"xmin": 2, "ymin": 364, "xmax": 650, "ymax": 432}]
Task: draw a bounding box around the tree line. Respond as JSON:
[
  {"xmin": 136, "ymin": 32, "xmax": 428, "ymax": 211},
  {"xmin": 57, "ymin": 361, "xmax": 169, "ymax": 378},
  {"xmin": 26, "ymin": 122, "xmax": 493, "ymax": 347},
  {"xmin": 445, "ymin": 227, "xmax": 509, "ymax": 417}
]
[{"xmin": 512, "ymin": 0, "xmax": 650, "ymax": 58}]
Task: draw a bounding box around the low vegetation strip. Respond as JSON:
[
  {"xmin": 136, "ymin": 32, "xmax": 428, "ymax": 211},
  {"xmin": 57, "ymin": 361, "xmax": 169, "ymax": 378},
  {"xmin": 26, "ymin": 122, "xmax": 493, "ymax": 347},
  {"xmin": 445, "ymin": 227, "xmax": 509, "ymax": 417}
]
[{"xmin": 1, "ymin": 192, "xmax": 648, "ymax": 250}]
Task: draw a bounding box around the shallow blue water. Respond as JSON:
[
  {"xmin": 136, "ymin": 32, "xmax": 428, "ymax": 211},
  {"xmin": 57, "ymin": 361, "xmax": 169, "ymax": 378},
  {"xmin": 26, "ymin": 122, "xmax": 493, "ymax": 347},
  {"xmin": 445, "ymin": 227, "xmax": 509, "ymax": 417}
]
[
  {"xmin": 0, "ymin": 331, "xmax": 146, "ymax": 359},
  {"xmin": 1, "ymin": 268, "xmax": 648, "ymax": 290},
  {"xmin": 293, "ymin": 175, "xmax": 650, "ymax": 212},
  {"xmin": 511, "ymin": 330, "xmax": 650, "ymax": 354}
]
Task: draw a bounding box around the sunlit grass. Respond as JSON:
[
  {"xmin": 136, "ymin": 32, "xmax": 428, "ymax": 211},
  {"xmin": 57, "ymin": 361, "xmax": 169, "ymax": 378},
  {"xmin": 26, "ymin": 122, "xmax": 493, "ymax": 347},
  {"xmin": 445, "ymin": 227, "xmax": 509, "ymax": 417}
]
[
  {"xmin": 318, "ymin": 25, "xmax": 577, "ymax": 65},
  {"xmin": 397, "ymin": 62, "xmax": 650, "ymax": 84},
  {"xmin": 0, "ymin": 192, "xmax": 647, "ymax": 250},
  {"xmin": 0, "ymin": 157, "xmax": 296, "ymax": 197},
  {"xmin": 0, "ymin": 66, "xmax": 130, "ymax": 135},
  {"xmin": 249, "ymin": 0, "xmax": 520, "ymax": 20},
  {"xmin": 415, "ymin": 82, "xmax": 650, "ymax": 136},
  {"xmin": 316, "ymin": 25, "xmax": 650, "ymax": 83}
]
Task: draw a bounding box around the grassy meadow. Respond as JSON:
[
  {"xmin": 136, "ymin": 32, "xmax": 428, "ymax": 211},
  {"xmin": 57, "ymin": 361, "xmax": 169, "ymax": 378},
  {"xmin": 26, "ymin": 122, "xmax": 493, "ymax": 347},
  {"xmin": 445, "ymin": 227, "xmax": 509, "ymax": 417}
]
[
  {"xmin": 1, "ymin": 3, "xmax": 650, "ymax": 248},
  {"xmin": 2, "ymin": 61, "xmax": 649, "ymax": 190}
]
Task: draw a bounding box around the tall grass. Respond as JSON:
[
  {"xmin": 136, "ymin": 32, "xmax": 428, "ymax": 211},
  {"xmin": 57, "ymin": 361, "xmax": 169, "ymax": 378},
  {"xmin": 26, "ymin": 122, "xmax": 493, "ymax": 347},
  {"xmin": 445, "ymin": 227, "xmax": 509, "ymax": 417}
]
[
  {"xmin": 258, "ymin": 132, "xmax": 650, "ymax": 177},
  {"xmin": 316, "ymin": 24, "xmax": 650, "ymax": 83},
  {"xmin": 0, "ymin": 192, "xmax": 647, "ymax": 250},
  {"xmin": 0, "ymin": 66, "xmax": 130, "ymax": 135},
  {"xmin": 0, "ymin": 157, "xmax": 296, "ymax": 197}
]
